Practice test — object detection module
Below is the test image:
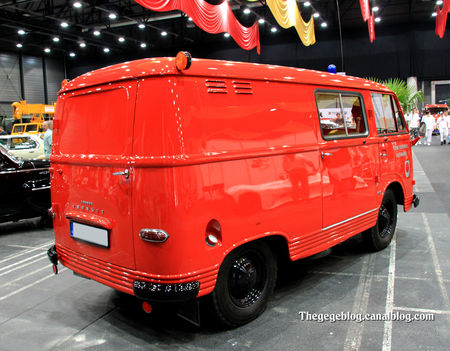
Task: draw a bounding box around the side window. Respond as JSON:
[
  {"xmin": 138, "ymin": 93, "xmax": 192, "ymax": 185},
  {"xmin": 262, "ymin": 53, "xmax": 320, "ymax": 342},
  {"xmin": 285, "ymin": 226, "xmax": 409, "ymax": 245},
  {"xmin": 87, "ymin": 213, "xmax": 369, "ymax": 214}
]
[
  {"xmin": 341, "ymin": 96, "xmax": 366, "ymax": 135},
  {"xmin": 11, "ymin": 137, "xmax": 36, "ymax": 150},
  {"xmin": 391, "ymin": 97, "xmax": 406, "ymax": 132},
  {"xmin": 317, "ymin": 93, "xmax": 346, "ymax": 137},
  {"xmin": 372, "ymin": 93, "xmax": 403, "ymax": 134},
  {"xmin": 316, "ymin": 91, "xmax": 367, "ymax": 139}
]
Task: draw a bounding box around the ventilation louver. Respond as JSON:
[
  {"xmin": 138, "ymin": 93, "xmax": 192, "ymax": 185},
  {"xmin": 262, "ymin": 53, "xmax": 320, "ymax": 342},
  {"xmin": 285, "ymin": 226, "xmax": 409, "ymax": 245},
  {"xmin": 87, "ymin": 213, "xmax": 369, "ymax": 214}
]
[{"xmin": 205, "ymin": 79, "xmax": 227, "ymax": 94}]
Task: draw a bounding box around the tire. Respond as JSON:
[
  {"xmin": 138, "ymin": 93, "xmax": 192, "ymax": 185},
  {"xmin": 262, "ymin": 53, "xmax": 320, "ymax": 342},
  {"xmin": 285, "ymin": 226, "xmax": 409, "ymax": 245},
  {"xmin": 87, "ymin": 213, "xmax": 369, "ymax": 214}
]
[
  {"xmin": 208, "ymin": 241, "xmax": 277, "ymax": 328},
  {"xmin": 363, "ymin": 189, "xmax": 397, "ymax": 251}
]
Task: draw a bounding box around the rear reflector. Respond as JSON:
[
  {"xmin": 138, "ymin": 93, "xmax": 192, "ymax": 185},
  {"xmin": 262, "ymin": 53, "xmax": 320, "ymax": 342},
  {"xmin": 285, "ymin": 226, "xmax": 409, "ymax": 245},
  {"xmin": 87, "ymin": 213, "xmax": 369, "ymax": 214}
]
[
  {"xmin": 139, "ymin": 229, "xmax": 169, "ymax": 243},
  {"xmin": 142, "ymin": 301, "xmax": 153, "ymax": 313}
]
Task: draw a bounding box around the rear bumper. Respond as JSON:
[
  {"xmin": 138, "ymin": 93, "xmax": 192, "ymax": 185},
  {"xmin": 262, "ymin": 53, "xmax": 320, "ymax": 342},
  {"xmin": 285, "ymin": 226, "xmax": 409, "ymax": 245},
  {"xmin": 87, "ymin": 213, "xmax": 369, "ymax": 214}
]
[
  {"xmin": 48, "ymin": 243, "xmax": 217, "ymax": 301},
  {"xmin": 133, "ymin": 280, "xmax": 200, "ymax": 302}
]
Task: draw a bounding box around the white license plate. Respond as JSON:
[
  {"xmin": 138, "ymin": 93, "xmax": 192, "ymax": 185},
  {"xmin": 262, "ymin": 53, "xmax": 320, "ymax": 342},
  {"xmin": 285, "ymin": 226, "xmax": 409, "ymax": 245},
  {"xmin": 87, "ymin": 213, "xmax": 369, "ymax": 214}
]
[{"xmin": 70, "ymin": 222, "xmax": 109, "ymax": 247}]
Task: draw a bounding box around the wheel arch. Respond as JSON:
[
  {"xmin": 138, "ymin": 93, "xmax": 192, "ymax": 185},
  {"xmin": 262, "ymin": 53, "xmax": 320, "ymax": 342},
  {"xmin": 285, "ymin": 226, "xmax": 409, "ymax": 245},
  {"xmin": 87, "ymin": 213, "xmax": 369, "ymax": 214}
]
[
  {"xmin": 385, "ymin": 181, "xmax": 405, "ymax": 206},
  {"xmin": 218, "ymin": 234, "xmax": 290, "ymax": 272}
]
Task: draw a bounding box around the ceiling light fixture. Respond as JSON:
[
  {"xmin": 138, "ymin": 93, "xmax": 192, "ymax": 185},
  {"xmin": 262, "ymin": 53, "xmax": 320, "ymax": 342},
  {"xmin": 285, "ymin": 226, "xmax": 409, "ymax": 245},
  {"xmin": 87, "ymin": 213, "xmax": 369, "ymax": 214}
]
[
  {"xmin": 79, "ymin": 42, "xmax": 86, "ymax": 48},
  {"xmin": 224, "ymin": 33, "xmax": 230, "ymax": 38},
  {"xmin": 243, "ymin": 8, "xmax": 251, "ymax": 15},
  {"xmin": 138, "ymin": 23, "xmax": 145, "ymax": 29},
  {"xmin": 16, "ymin": 43, "xmax": 23, "ymax": 48},
  {"xmin": 437, "ymin": 0, "xmax": 443, "ymax": 5},
  {"xmin": 271, "ymin": 27, "xmax": 277, "ymax": 33},
  {"xmin": 304, "ymin": 1, "xmax": 311, "ymax": 6},
  {"xmin": 53, "ymin": 37, "xmax": 60, "ymax": 42},
  {"xmin": 44, "ymin": 48, "xmax": 51, "ymax": 53},
  {"xmin": 69, "ymin": 52, "xmax": 76, "ymax": 57},
  {"xmin": 73, "ymin": 1, "xmax": 82, "ymax": 8},
  {"xmin": 188, "ymin": 17, "xmax": 193, "ymax": 21},
  {"xmin": 375, "ymin": 17, "xmax": 381, "ymax": 22},
  {"xmin": 432, "ymin": 12, "xmax": 437, "ymax": 17},
  {"xmin": 60, "ymin": 22, "xmax": 69, "ymax": 28},
  {"xmin": 372, "ymin": 6, "xmax": 379, "ymax": 12},
  {"xmin": 93, "ymin": 30, "xmax": 100, "ymax": 36},
  {"xmin": 103, "ymin": 47, "xmax": 110, "ymax": 53},
  {"xmin": 108, "ymin": 13, "xmax": 117, "ymax": 20},
  {"xmin": 258, "ymin": 18, "xmax": 265, "ymax": 24},
  {"xmin": 140, "ymin": 42, "xmax": 147, "ymax": 48},
  {"xmin": 161, "ymin": 31, "xmax": 168, "ymax": 36},
  {"xmin": 118, "ymin": 37, "xmax": 125, "ymax": 43},
  {"xmin": 313, "ymin": 13, "xmax": 320, "ymax": 18},
  {"xmin": 321, "ymin": 22, "xmax": 327, "ymax": 28},
  {"xmin": 18, "ymin": 29, "xmax": 26, "ymax": 35}
]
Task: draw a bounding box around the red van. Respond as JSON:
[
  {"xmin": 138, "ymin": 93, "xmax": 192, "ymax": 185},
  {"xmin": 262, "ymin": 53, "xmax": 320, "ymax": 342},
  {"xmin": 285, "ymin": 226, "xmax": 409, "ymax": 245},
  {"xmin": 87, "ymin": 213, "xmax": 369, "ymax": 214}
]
[{"xmin": 48, "ymin": 53, "xmax": 419, "ymax": 327}]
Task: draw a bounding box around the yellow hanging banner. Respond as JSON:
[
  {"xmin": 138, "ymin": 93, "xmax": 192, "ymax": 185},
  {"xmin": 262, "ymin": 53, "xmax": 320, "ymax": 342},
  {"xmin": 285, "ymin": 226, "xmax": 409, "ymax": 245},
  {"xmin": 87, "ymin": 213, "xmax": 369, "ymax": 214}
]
[{"xmin": 258, "ymin": 0, "xmax": 316, "ymax": 46}]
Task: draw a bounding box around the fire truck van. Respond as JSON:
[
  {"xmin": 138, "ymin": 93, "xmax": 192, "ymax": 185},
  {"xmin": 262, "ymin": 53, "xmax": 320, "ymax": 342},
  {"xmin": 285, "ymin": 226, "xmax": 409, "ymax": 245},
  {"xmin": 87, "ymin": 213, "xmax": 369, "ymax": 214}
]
[{"xmin": 48, "ymin": 52, "xmax": 419, "ymax": 327}]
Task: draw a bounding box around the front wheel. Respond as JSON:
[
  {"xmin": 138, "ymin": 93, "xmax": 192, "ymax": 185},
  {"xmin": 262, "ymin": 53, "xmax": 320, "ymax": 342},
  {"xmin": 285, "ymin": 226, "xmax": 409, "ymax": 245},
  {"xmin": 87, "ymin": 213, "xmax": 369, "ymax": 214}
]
[
  {"xmin": 362, "ymin": 189, "xmax": 397, "ymax": 251},
  {"xmin": 208, "ymin": 241, "xmax": 277, "ymax": 327}
]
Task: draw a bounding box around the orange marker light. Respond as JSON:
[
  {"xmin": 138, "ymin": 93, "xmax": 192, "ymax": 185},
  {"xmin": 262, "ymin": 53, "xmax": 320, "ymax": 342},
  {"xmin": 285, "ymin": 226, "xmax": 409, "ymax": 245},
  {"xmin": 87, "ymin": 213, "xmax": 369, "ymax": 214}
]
[
  {"xmin": 175, "ymin": 51, "xmax": 192, "ymax": 71},
  {"xmin": 61, "ymin": 79, "xmax": 70, "ymax": 89}
]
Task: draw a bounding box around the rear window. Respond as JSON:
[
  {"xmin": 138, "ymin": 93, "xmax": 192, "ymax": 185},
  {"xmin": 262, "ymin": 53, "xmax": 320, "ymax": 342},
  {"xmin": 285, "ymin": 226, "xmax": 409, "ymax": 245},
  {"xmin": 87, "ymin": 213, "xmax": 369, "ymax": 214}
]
[
  {"xmin": 316, "ymin": 91, "xmax": 367, "ymax": 139},
  {"xmin": 58, "ymin": 85, "xmax": 135, "ymax": 156}
]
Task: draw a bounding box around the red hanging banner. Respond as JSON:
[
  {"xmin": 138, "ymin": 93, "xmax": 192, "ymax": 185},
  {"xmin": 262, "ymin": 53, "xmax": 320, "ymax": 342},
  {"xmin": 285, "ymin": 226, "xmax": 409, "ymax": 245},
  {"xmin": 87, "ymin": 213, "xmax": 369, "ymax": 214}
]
[
  {"xmin": 359, "ymin": 0, "xmax": 375, "ymax": 42},
  {"xmin": 359, "ymin": 0, "xmax": 370, "ymax": 21},
  {"xmin": 435, "ymin": 0, "xmax": 450, "ymax": 38},
  {"xmin": 135, "ymin": 0, "xmax": 261, "ymax": 54}
]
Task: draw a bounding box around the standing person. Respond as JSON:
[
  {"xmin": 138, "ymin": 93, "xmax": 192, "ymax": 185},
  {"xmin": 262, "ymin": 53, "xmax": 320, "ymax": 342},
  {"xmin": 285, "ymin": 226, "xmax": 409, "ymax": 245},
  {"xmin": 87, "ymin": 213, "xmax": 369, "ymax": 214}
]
[
  {"xmin": 437, "ymin": 111, "xmax": 449, "ymax": 145},
  {"xmin": 409, "ymin": 109, "xmax": 421, "ymax": 139},
  {"xmin": 0, "ymin": 126, "xmax": 7, "ymax": 135},
  {"xmin": 404, "ymin": 110, "xmax": 412, "ymax": 128},
  {"xmin": 43, "ymin": 120, "xmax": 53, "ymax": 158},
  {"xmin": 443, "ymin": 110, "xmax": 450, "ymax": 144},
  {"xmin": 423, "ymin": 111, "xmax": 435, "ymax": 146}
]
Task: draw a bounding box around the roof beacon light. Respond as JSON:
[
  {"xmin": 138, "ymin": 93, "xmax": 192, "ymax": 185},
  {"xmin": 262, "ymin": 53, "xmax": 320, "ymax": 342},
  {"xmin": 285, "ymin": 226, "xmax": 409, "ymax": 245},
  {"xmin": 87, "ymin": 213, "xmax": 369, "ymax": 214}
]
[{"xmin": 175, "ymin": 51, "xmax": 192, "ymax": 71}]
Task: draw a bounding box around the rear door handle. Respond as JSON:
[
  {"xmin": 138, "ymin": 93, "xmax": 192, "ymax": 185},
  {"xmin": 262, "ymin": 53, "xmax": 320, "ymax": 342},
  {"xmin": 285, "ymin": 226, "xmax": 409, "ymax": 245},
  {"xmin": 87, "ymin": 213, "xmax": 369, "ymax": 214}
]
[
  {"xmin": 112, "ymin": 169, "xmax": 129, "ymax": 179},
  {"xmin": 321, "ymin": 152, "xmax": 333, "ymax": 159}
]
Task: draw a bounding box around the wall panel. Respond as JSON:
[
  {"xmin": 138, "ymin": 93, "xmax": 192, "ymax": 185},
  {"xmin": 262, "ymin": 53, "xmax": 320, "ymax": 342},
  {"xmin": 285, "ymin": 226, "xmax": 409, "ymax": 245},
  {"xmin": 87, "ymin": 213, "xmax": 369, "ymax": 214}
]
[{"xmin": 23, "ymin": 55, "xmax": 45, "ymax": 103}]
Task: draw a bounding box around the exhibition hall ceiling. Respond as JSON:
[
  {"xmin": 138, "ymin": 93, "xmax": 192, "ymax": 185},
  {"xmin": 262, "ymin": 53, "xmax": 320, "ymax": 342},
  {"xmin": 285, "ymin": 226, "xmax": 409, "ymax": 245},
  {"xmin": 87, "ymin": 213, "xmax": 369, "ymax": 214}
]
[{"xmin": 0, "ymin": 0, "xmax": 443, "ymax": 59}]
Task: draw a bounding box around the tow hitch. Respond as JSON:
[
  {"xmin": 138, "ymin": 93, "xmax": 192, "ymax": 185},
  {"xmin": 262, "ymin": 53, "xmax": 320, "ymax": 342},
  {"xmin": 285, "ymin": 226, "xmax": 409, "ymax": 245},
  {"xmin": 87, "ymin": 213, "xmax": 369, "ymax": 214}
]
[{"xmin": 47, "ymin": 245, "xmax": 59, "ymax": 274}]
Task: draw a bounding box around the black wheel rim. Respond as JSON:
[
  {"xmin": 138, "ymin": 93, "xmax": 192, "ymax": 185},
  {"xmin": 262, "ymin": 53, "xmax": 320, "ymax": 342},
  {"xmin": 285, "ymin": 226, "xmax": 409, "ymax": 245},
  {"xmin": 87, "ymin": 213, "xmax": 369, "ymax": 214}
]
[
  {"xmin": 228, "ymin": 251, "xmax": 266, "ymax": 308},
  {"xmin": 378, "ymin": 203, "xmax": 393, "ymax": 238}
]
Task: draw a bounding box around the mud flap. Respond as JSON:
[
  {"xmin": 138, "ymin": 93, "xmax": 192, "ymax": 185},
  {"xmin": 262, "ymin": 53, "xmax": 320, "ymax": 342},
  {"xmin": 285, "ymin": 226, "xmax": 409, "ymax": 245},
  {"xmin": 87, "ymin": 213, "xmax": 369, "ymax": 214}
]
[{"xmin": 47, "ymin": 245, "xmax": 58, "ymax": 274}]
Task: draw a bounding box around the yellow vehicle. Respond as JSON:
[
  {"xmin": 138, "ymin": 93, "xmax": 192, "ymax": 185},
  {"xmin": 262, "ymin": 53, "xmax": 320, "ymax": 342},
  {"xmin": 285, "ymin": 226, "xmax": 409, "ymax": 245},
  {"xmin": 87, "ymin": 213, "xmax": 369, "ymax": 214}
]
[
  {"xmin": 11, "ymin": 122, "xmax": 43, "ymax": 135},
  {"xmin": 11, "ymin": 100, "xmax": 55, "ymax": 135}
]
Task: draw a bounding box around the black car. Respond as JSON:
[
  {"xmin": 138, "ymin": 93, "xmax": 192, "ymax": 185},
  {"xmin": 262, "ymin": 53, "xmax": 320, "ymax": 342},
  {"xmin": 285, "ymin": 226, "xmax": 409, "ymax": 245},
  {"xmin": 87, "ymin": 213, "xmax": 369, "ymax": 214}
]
[{"xmin": 0, "ymin": 144, "xmax": 51, "ymax": 224}]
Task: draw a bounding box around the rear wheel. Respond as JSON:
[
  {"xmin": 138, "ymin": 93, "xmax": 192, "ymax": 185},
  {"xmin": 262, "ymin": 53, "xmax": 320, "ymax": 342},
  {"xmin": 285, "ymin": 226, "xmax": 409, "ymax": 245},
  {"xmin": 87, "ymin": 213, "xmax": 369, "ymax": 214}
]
[
  {"xmin": 208, "ymin": 241, "xmax": 277, "ymax": 327},
  {"xmin": 363, "ymin": 189, "xmax": 397, "ymax": 251}
]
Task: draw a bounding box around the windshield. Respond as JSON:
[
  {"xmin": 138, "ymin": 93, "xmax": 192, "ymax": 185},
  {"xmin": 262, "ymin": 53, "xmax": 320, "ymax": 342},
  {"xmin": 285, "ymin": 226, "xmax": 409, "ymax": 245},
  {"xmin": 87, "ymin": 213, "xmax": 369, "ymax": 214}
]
[
  {"xmin": 428, "ymin": 107, "xmax": 448, "ymax": 115},
  {"xmin": 0, "ymin": 144, "xmax": 21, "ymax": 164}
]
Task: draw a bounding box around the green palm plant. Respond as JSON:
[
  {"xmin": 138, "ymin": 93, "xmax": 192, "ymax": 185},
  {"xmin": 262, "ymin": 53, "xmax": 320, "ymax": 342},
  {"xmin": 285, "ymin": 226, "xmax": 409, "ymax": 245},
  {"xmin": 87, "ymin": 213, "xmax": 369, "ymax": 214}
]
[{"xmin": 366, "ymin": 77, "xmax": 424, "ymax": 112}]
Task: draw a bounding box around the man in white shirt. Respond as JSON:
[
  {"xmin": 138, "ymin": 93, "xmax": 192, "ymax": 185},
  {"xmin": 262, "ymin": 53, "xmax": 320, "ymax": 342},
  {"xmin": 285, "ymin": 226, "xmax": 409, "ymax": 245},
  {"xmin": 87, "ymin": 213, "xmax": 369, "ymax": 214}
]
[
  {"xmin": 437, "ymin": 111, "xmax": 449, "ymax": 145},
  {"xmin": 423, "ymin": 111, "xmax": 436, "ymax": 146},
  {"xmin": 404, "ymin": 111, "xmax": 412, "ymax": 128}
]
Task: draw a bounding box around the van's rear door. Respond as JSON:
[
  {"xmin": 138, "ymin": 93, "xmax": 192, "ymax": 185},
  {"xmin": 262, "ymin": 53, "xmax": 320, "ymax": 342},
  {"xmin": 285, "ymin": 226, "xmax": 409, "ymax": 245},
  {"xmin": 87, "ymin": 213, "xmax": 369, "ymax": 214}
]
[{"xmin": 53, "ymin": 81, "xmax": 138, "ymax": 269}]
